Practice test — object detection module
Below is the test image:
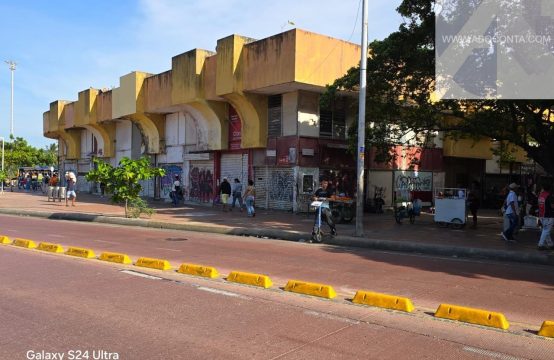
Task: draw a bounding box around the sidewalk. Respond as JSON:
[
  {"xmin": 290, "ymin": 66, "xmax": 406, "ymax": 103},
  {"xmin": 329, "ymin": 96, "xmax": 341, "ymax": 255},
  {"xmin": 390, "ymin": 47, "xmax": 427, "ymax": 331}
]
[{"xmin": 0, "ymin": 189, "xmax": 552, "ymax": 265}]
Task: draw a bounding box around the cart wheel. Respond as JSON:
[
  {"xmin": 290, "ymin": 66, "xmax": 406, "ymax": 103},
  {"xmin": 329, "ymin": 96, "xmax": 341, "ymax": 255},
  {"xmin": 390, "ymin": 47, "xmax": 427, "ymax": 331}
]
[
  {"xmin": 331, "ymin": 208, "xmax": 343, "ymax": 224},
  {"xmin": 409, "ymin": 214, "xmax": 415, "ymax": 224},
  {"xmin": 451, "ymin": 218, "xmax": 464, "ymax": 229},
  {"xmin": 394, "ymin": 210, "xmax": 402, "ymax": 224},
  {"xmin": 342, "ymin": 207, "xmax": 354, "ymax": 223}
]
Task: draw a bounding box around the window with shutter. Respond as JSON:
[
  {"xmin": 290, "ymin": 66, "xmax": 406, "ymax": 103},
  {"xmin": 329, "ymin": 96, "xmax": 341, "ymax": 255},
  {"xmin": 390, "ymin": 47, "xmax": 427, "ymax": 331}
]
[
  {"xmin": 268, "ymin": 95, "xmax": 282, "ymax": 138},
  {"xmin": 319, "ymin": 110, "xmax": 333, "ymax": 138},
  {"xmin": 333, "ymin": 109, "xmax": 346, "ymax": 139},
  {"xmin": 320, "ymin": 98, "xmax": 347, "ymax": 139}
]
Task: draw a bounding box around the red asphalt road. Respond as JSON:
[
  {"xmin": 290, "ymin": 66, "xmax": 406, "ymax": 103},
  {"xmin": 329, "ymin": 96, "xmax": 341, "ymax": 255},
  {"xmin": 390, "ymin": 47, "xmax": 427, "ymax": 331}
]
[
  {"xmin": 1, "ymin": 214, "xmax": 553, "ymax": 325},
  {"xmin": 2, "ymin": 246, "xmax": 554, "ymax": 360},
  {"xmin": 1, "ymin": 215, "xmax": 554, "ymax": 357}
]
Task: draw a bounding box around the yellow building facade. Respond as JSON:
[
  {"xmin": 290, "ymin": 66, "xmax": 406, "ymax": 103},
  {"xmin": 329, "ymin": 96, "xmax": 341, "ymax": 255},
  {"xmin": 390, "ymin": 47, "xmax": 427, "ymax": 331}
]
[
  {"xmin": 44, "ymin": 29, "xmax": 362, "ymax": 209},
  {"xmin": 44, "ymin": 28, "xmax": 532, "ymax": 210}
]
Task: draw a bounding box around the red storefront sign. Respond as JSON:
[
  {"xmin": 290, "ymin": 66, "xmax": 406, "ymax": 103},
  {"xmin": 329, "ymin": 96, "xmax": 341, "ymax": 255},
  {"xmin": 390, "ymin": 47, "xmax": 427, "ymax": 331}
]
[{"xmin": 229, "ymin": 106, "xmax": 242, "ymax": 150}]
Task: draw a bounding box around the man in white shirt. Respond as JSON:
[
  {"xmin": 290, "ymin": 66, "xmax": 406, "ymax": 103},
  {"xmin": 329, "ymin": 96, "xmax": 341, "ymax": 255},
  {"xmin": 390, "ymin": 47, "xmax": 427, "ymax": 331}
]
[
  {"xmin": 502, "ymin": 183, "xmax": 519, "ymax": 242},
  {"xmin": 171, "ymin": 175, "xmax": 182, "ymax": 206}
]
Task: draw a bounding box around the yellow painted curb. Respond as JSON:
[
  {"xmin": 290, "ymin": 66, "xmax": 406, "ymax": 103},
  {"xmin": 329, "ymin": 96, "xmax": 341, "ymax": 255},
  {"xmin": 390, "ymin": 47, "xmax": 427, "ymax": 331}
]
[
  {"xmin": 66, "ymin": 246, "xmax": 96, "ymax": 259},
  {"xmin": 136, "ymin": 257, "xmax": 172, "ymax": 271},
  {"xmin": 0, "ymin": 235, "xmax": 12, "ymax": 244},
  {"xmin": 353, "ymin": 290, "xmax": 415, "ymax": 312},
  {"xmin": 13, "ymin": 238, "xmax": 37, "ymax": 249},
  {"xmin": 178, "ymin": 263, "xmax": 219, "ymax": 278},
  {"xmin": 434, "ymin": 304, "xmax": 510, "ymax": 330},
  {"xmin": 284, "ymin": 280, "xmax": 337, "ymax": 299},
  {"xmin": 538, "ymin": 321, "xmax": 554, "ymax": 338},
  {"xmin": 99, "ymin": 252, "xmax": 132, "ymax": 264},
  {"xmin": 37, "ymin": 242, "xmax": 64, "ymax": 253},
  {"xmin": 227, "ymin": 271, "xmax": 272, "ymax": 288}
]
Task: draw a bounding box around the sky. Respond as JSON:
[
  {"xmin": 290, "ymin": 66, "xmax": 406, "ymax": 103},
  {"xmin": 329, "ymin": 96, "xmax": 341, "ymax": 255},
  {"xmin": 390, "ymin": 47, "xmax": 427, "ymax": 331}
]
[{"xmin": 0, "ymin": 0, "xmax": 404, "ymax": 148}]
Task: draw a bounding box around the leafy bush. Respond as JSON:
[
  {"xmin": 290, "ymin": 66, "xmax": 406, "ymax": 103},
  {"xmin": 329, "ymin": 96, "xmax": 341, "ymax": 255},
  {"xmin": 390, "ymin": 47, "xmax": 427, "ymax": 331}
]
[{"xmin": 127, "ymin": 198, "xmax": 155, "ymax": 219}]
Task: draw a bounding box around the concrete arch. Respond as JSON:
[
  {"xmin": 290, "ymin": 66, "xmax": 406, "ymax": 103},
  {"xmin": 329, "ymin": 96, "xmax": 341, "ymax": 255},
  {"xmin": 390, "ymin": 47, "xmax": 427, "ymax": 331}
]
[
  {"xmin": 223, "ymin": 93, "xmax": 267, "ymax": 149},
  {"xmin": 82, "ymin": 123, "xmax": 115, "ymax": 158},
  {"xmin": 127, "ymin": 113, "xmax": 165, "ymax": 154},
  {"xmin": 182, "ymin": 101, "xmax": 225, "ymax": 150},
  {"xmin": 56, "ymin": 130, "xmax": 81, "ymax": 160}
]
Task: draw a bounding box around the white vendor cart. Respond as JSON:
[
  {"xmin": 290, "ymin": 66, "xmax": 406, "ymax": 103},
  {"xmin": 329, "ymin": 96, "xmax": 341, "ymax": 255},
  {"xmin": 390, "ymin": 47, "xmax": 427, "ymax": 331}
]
[{"xmin": 433, "ymin": 188, "xmax": 467, "ymax": 229}]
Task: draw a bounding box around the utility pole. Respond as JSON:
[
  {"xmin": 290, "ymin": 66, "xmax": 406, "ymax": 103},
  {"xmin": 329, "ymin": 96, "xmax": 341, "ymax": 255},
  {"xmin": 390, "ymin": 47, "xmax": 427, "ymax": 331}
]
[
  {"xmin": 355, "ymin": 0, "xmax": 369, "ymax": 237},
  {"xmin": 0, "ymin": 137, "xmax": 4, "ymax": 194},
  {"xmin": 5, "ymin": 60, "xmax": 16, "ymax": 138}
]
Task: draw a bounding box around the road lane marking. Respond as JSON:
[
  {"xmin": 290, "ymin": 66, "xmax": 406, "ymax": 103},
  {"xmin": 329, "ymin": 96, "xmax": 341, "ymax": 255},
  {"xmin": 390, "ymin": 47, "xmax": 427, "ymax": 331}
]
[
  {"xmin": 462, "ymin": 346, "xmax": 524, "ymax": 360},
  {"xmin": 197, "ymin": 286, "xmax": 249, "ymax": 299},
  {"xmin": 154, "ymin": 247, "xmax": 182, "ymax": 252},
  {"xmin": 303, "ymin": 310, "xmax": 359, "ymax": 325},
  {"xmin": 48, "ymin": 234, "xmax": 65, "ymax": 238},
  {"xmin": 120, "ymin": 270, "xmax": 162, "ymax": 280},
  {"xmin": 94, "ymin": 239, "xmax": 117, "ymax": 244}
]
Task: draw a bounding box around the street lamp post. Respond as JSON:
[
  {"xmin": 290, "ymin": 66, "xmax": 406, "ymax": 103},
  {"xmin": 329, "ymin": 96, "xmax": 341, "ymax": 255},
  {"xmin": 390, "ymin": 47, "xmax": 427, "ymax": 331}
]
[
  {"xmin": 5, "ymin": 60, "xmax": 16, "ymax": 138},
  {"xmin": 0, "ymin": 137, "xmax": 5, "ymax": 194},
  {"xmin": 355, "ymin": 0, "xmax": 369, "ymax": 237}
]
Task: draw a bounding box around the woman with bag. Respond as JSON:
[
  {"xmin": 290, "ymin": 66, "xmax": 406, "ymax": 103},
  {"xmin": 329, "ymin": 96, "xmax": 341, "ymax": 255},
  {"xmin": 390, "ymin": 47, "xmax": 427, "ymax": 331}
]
[{"xmin": 244, "ymin": 180, "xmax": 256, "ymax": 217}]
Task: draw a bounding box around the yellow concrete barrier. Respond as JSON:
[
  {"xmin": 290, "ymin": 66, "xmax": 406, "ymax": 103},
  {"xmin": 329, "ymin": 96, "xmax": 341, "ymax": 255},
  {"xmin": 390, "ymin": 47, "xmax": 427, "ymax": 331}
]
[
  {"xmin": 178, "ymin": 263, "xmax": 219, "ymax": 278},
  {"xmin": 136, "ymin": 257, "xmax": 172, "ymax": 271},
  {"xmin": 100, "ymin": 252, "xmax": 132, "ymax": 264},
  {"xmin": 227, "ymin": 271, "xmax": 272, "ymax": 288},
  {"xmin": 13, "ymin": 238, "xmax": 37, "ymax": 249},
  {"xmin": 284, "ymin": 280, "xmax": 336, "ymax": 299},
  {"xmin": 538, "ymin": 321, "xmax": 554, "ymax": 338},
  {"xmin": 353, "ymin": 290, "xmax": 415, "ymax": 312},
  {"xmin": 66, "ymin": 246, "xmax": 96, "ymax": 259},
  {"xmin": 37, "ymin": 242, "xmax": 64, "ymax": 253},
  {"xmin": 434, "ymin": 303, "xmax": 510, "ymax": 330},
  {"xmin": 0, "ymin": 235, "xmax": 12, "ymax": 244}
]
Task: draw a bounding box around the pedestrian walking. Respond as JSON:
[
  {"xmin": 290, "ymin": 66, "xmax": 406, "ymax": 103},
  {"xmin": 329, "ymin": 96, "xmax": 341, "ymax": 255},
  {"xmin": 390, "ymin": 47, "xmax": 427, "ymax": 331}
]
[
  {"xmin": 220, "ymin": 178, "xmax": 232, "ymax": 211},
  {"xmin": 49, "ymin": 173, "xmax": 58, "ymax": 186},
  {"xmin": 537, "ymin": 183, "xmax": 554, "ymax": 250},
  {"xmin": 99, "ymin": 181, "xmax": 106, "ymax": 198},
  {"xmin": 66, "ymin": 172, "xmax": 77, "ymax": 207},
  {"xmin": 171, "ymin": 174, "xmax": 182, "ymax": 206},
  {"xmin": 244, "ymin": 179, "xmax": 256, "ymax": 217},
  {"xmin": 467, "ymin": 183, "xmax": 481, "ymax": 228},
  {"xmin": 231, "ymin": 178, "xmax": 243, "ymax": 211},
  {"xmin": 501, "ymin": 183, "xmax": 519, "ymax": 242}
]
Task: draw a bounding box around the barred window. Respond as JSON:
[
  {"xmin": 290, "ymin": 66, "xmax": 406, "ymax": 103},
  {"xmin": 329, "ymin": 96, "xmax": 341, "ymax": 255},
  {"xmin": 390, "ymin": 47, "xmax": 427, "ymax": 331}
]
[{"xmin": 268, "ymin": 95, "xmax": 282, "ymax": 138}]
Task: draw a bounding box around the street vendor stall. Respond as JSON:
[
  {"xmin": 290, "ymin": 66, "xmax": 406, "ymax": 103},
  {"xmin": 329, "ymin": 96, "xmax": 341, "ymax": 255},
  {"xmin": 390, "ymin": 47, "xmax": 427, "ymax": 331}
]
[
  {"xmin": 328, "ymin": 195, "xmax": 355, "ymax": 223},
  {"xmin": 393, "ymin": 171, "xmax": 433, "ymax": 224},
  {"xmin": 434, "ymin": 188, "xmax": 467, "ymax": 229}
]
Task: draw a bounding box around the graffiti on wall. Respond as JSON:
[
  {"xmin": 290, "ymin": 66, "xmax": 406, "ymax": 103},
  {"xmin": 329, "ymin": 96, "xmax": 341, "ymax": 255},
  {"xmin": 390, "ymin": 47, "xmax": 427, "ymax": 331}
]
[
  {"xmin": 394, "ymin": 171, "xmax": 433, "ymax": 191},
  {"xmin": 161, "ymin": 165, "xmax": 182, "ymax": 197},
  {"xmin": 269, "ymin": 171, "xmax": 294, "ymax": 202},
  {"xmin": 189, "ymin": 166, "xmax": 214, "ymax": 203}
]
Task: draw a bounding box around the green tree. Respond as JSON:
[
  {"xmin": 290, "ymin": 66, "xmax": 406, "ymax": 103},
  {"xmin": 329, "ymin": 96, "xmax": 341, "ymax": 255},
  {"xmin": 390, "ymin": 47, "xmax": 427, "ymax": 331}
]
[
  {"xmin": 325, "ymin": 0, "xmax": 554, "ymax": 174},
  {"xmin": 2, "ymin": 137, "xmax": 58, "ymax": 178},
  {"xmin": 86, "ymin": 157, "xmax": 165, "ymax": 218}
]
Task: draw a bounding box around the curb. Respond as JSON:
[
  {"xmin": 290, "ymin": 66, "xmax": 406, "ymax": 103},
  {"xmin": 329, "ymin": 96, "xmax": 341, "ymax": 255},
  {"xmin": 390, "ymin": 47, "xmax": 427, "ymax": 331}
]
[{"xmin": 1, "ymin": 208, "xmax": 553, "ymax": 266}]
